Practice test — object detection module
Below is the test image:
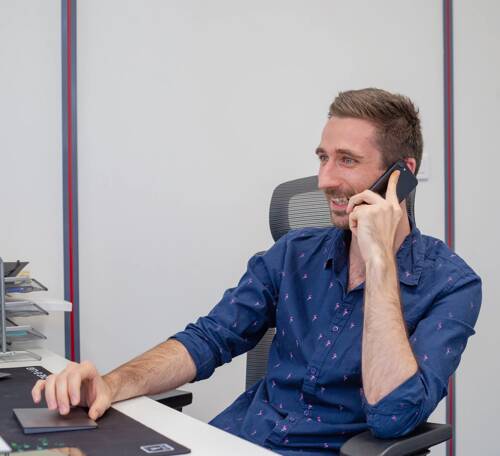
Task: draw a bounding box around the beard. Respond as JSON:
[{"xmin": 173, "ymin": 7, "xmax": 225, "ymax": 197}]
[
  {"xmin": 324, "ymin": 188, "xmax": 355, "ymax": 230},
  {"xmin": 330, "ymin": 210, "xmax": 350, "ymax": 230}
]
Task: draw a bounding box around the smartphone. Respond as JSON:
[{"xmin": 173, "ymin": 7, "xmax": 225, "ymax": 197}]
[{"xmin": 369, "ymin": 160, "xmax": 418, "ymax": 202}]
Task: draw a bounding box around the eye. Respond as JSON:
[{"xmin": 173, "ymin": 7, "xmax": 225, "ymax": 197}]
[
  {"xmin": 317, "ymin": 153, "xmax": 328, "ymax": 163},
  {"xmin": 340, "ymin": 156, "xmax": 356, "ymax": 166}
]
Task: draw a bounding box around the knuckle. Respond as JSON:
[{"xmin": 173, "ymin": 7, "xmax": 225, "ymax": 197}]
[
  {"xmin": 54, "ymin": 375, "xmax": 67, "ymax": 387},
  {"xmin": 67, "ymin": 371, "xmax": 80, "ymax": 383},
  {"xmin": 67, "ymin": 361, "xmax": 78, "ymax": 370},
  {"xmin": 81, "ymin": 360, "xmax": 95, "ymax": 371}
]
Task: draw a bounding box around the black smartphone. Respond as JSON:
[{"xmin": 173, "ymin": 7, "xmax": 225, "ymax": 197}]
[{"xmin": 369, "ymin": 160, "xmax": 418, "ymax": 203}]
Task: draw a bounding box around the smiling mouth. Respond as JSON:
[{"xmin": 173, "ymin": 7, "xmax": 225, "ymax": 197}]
[{"xmin": 329, "ymin": 197, "xmax": 349, "ymax": 212}]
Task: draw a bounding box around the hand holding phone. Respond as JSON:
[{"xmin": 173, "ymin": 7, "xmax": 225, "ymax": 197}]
[{"xmin": 346, "ymin": 160, "xmax": 416, "ymax": 260}]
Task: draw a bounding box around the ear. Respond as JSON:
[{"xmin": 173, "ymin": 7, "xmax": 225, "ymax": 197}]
[{"xmin": 404, "ymin": 157, "xmax": 417, "ymax": 175}]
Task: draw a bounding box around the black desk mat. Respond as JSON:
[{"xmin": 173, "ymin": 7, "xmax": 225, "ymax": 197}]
[{"xmin": 0, "ymin": 366, "xmax": 190, "ymax": 455}]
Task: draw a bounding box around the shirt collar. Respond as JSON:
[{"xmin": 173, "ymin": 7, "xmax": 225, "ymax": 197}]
[
  {"xmin": 324, "ymin": 228, "xmax": 350, "ymax": 274},
  {"xmin": 324, "ymin": 218, "xmax": 424, "ymax": 286}
]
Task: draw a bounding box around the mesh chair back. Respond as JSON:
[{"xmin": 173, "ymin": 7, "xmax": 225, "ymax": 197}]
[{"xmin": 245, "ymin": 176, "xmax": 416, "ymax": 389}]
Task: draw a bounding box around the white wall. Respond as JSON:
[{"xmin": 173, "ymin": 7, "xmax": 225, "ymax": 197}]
[
  {"xmin": 0, "ymin": 0, "xmax": 65, "ymax": 356},
  {"xmin": 76, "ymin": 2, "xmax": 446, "ymax": 445},
  {"xmin": 4, "ymin": 1, "xmax": 476, "ymax": 454},
  {"xmin": 454, "ymin": 1, "xmax": 500, "ymax": 454}
]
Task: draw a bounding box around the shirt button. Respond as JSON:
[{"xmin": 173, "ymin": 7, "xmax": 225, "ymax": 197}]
[
  {"xmin": 332, "ymin": 325, "xmax": 339, "ymax": 332},
  {"xmin": 310, "ymin": 367, "xmax": 317, "ymax": 374}
]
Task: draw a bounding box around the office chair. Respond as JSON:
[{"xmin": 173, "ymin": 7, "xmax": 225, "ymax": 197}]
[{"xmin": 246, "ymin": 176, "xmax": 451, "ymax": 456}]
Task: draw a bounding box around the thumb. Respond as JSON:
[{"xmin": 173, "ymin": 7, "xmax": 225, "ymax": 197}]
[{"xmin": 88, "ymin": 395, "xmax": 110, "ymax": 421}]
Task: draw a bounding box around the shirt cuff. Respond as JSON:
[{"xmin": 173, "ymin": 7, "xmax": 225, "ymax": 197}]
[
  {"xmin": 170, "ymin": 328, "xmax": 217, "ymax": 382},
  {"xmin": 361, "ymin": 370, "xmax": 426, "ymax": 438}
]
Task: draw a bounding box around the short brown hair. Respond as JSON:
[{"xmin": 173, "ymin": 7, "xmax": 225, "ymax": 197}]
[{"xmin": 328, "ymin": 88, "xmax": 423, "ymax": 173}]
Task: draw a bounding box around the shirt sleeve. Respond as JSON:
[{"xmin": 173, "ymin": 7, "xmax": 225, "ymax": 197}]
[
  {"xmin": 362, "ymin": 269, "xmax": 482, "ymax": 439},
  {"xmin": 170, "ymin": 233, "xmax": 291, "ymax": 382}
]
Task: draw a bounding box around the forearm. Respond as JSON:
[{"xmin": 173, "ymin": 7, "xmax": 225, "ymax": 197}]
[
  {"xmin": 362, "ymin": 253, "xmax": 418, "ymax": 405},
  {"xmin": 103, "ymin": 339, "xmax": 196, "ymax": 403}
]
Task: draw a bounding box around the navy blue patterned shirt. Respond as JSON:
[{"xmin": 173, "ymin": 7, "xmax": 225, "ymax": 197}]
[{"xmin": 172, "ymin": 224, "xmax": 481, "ymax": 455}]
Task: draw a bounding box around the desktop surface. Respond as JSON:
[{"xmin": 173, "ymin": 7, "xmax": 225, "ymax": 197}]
[{"xmin": 0, "ymin": 349, "xmax": 274, "ymax": 456}]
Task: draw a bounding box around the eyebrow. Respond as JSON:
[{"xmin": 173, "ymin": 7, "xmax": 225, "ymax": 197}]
[{"xmin": 315, "ymin": 147, "xmax": 364, "ymax": 161}]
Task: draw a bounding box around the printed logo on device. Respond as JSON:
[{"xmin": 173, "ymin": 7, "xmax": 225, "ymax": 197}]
[
  {"xmin": 140, "ymin": 443, "xmax": 175, "ymax": 454},
  {"xmin": 26, "ymin": 367, "xmax": 48, "ymax": 380}
]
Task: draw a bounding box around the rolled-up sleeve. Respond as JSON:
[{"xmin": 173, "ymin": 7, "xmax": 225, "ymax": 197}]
[
  {"xmin": 362, "ymin": 270, "xmax": 482, "ymax": 438},
  {"xmin": 171, "ymin": 234, "xmax": 290, "ymax": 381}
]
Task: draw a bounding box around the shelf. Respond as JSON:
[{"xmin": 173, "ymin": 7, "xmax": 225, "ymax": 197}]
[
  {"xmin": 5, "ymin": 301, "xmax": 48, "ymax": 318},
  {"xmin": 4, "ymin": 278, "xmax": 48, "ymax": 294},
  {"xmin": 4, "ymin": 320, "xmax": 47, "ymax": 343},
  {"xmin": 1, "ymin": 259, "xmax": 46, "ymax": 362}
]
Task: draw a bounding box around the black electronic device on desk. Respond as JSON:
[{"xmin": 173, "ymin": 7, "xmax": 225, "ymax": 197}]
[
  {"xmin": 0, "ymin": 366, "xmax": 190, "ymax": 455},
  {"xmin": 13, "ymin": 408, "xmax": 98, "ymax": 434}
]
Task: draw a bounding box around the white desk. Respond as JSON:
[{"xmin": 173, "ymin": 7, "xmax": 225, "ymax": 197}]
[{"xmin": 1, "ymin": 348, "xmax": 275, "ymax": 455}]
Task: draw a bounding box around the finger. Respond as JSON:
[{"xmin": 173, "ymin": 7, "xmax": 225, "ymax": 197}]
[
  {"xmin": 67, "ymin": 372, "xmax": 82, "ymax": 406},
  {"xmin": 79, "ymin": 360, "xmax": 98, "ymax": 380},
  {"xmin": 88, "ymin": 394, "xmax": 110, "ymax": 421},
  {"xmin": 44, "ymin": 375, "xmax": 58, "ymax": 410},
  {"xmin": 347, "ymin": 190, "xmax": 384, "ymax": 214},
  {"xmin": 32, "ymin": 379, "xmax": 46, "ymax": 404},
  {"xmin": 385, "ymin": 170, "xmax": 401, "ymax": 204},
  {"xmin": 349, "ymin": 209, "xmax": 359, "ymax": 235},
  {"xmin": 55, "ymin": 376, "xmax": 71, "ymax": 415}
]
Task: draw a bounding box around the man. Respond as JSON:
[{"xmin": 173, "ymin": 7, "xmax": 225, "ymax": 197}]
[{"xmin": 32, "ymin": 88, "xmax": 481, "ymax": 455}]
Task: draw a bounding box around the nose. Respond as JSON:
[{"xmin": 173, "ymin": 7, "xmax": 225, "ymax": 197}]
[{"xmin": 318, "ymin": 160, "xmax": 342, "ymax": 191}]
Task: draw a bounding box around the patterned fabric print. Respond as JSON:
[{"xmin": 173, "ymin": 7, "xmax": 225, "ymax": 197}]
[{"xmin": 172, "ymin": 224, "xmax": 481, "ymax": 456}]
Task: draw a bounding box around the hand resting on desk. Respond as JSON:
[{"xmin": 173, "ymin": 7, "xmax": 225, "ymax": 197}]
[
  {"xmin": 31, "ymin": 360, "xmax": 112, "ymax": 421},
  {"xmin": 30, "ymin": 339, "xmax": 197, "ymax": 421}
]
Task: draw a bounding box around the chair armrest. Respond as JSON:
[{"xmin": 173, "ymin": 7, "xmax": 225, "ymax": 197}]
[
  {"xmin": 149, "ymin": 389, "xmax": 193, "ymax": 412},
  {"xmin": 340, "ymin": 422, "xmax": 451, "ymax": 456}
]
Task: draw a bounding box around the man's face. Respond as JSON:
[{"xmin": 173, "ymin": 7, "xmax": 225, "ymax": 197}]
[{"xmin": 317, "ymin": 116, "xmax": 386, "ymax": 229}]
